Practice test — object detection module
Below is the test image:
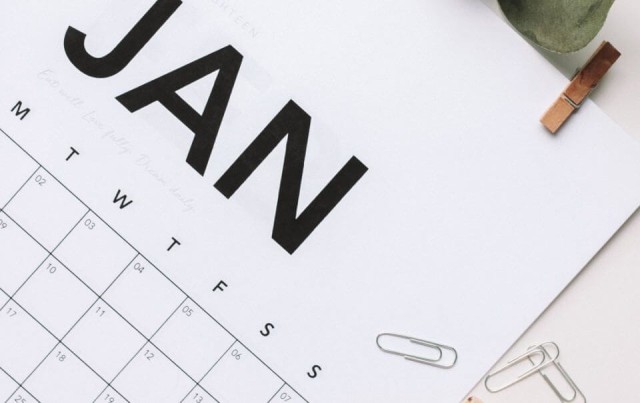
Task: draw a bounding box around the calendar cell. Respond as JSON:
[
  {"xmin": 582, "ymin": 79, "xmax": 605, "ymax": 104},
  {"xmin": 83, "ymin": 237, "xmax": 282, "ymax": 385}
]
[
  {"xmin": 65, "ymin": 301, "xmax": 145, "ymax": 381},
  {"xmin": 0, "ymin": 212, "xmax": 48, "ymax": 295},
  {"xmin": 4, "ymin": 169, "xmax": 87, "ymax": 250},
  {"xmin": 0, "ymin": 133, "xmax": 38, "ymax": 207},
  {"xmin": 24, "ymin": 345, "xmax": 106, "ymax": 403},
  {"xmin": 94, "ymin": 386, "xmax": 128, "ymax": 403},
  {"xmin": 201, "ymin": 344, "xmax": 283, "ymax": 403},
  {"xmin": 5, "ymin": 387, "xmax": 38, "ymax": 403},
  {"xmin": 14, "ymin": 256, "xmax": 96, "ymax": 338},
  {"xmin": 153, "ymin": 299, "xmax": 235, "ymax": 380},
  {"xmin": 103, "ymin": 255, "xmax": 186, "ymax": 337},
  {"xmin": 268, "ymin": 385, "xmax": 306, "ymax": 403},
  {"xmin": 0, "ymin": 301, "xmax": 56, "ymax": 382},
  {"xmin": 55, "ymin": 212, "xmax": 137, "ymax": 294},
  {"xmin": 112, "ymin": 344, "xmax": 194, "ymax": 402},
  {"xmin": 0, "ymin": 368, "xmax": 19, "ymax": 401},
  {"xmin": 181, "ymin": 385, "xmax": 219, "ymax": 403}
]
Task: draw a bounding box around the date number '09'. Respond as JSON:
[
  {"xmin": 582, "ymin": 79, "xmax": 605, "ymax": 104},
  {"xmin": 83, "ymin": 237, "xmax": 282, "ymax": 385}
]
[{"xmin": 0, "ymin": 218, "xmax": 7, "ymax": 230}]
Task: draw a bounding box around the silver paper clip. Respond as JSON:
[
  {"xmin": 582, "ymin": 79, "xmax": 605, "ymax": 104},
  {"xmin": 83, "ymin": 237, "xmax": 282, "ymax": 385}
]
[
  {"xmin": 376, "ymin": 333, "xmax": 458, "ymax": 369},
  {"xmin": 484, "ymin": 342, "xmax": 560, "ymax": 392},
  {"xmin": 485, "ymin": 342, "xmax": 586, "ymax": 402},
  {"xmin": 532, "ymin": 344, "xmax": 586, "ymax": 403}
]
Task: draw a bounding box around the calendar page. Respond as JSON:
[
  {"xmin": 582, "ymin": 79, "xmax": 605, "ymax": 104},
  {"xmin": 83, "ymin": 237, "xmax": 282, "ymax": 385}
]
[{"xmin": 2, "ymin": 1, "xmax": 640, "ymax": 402}]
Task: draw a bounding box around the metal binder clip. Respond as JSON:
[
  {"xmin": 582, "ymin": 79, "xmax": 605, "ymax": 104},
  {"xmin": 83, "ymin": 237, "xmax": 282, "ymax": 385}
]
[
  {"xmin": 376, "ymin": 333, "xmax": 458, "ymax": 369},
  {"xmin": 484, "ymin": 342, "xmax": 560, "ymax": 392}
]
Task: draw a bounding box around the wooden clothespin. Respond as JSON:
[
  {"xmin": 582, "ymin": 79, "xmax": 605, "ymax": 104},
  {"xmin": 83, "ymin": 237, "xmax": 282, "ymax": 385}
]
[{"xmin": 541, "ymin": 41, "xmax": 621, "ymax": 134}]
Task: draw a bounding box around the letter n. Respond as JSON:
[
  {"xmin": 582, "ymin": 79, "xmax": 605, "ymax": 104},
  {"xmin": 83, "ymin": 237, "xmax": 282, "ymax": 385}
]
[
  {"xmin": 116, "ymin": 46, "xmax": 243, "ymax": 176},
  {"xmin": 214, "ymin": 101, "xmax": 368, "ymax": 254}
]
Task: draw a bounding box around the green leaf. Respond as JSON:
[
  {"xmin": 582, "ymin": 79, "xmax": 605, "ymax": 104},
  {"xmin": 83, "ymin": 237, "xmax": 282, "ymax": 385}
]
[{"xmin": 497, "ymin": 0, "xmax": 615, "ymax": 53}]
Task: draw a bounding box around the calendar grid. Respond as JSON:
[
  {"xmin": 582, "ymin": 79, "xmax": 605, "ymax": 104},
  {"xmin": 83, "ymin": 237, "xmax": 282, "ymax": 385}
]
[
  {"xmin": 3, "ymin": 235, "xmax": 220, "ymax": 403},
  {"xmin": 0, "ymin": 201, "xmax": 89, "ymax": 314},
  {"xmin": 0, "ymin": 288, "xmax": 131, "ymax": 403},
  {"xmin": 1, "ymin": 166, "xmax": 39, "ymax": 211},
  {"xmin": 1, "ymin": 207, "xmax": 273, "ymax": 403},
  {"xmin": 0, "ymin": 367, "xmax": 40, "ymax": 403},
  {"xmin": 0, "ymin": 127, "xmax": 308, "ymax": 403},
  {"xmin": 179, "ymin": 341, "xmax": 237, "ymax": 403},
  {"xmin": 90, "ymin": 295, "xmax": 223, "ymax": 403},
  {"xmin": 90, "ymin": 296, "xmax": 221, "ymax": 403}
]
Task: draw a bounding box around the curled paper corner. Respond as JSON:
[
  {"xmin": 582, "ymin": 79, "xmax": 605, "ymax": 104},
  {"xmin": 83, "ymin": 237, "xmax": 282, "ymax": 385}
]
[{"xmin": 497, "ymin": 0, "xmax": 615, "ymax": 53}]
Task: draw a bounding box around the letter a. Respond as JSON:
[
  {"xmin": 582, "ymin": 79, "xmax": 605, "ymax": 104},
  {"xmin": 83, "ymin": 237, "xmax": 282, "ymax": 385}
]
[{"xmin": 116, "ymin": 46, "xmax": 243, "ymax": 176}]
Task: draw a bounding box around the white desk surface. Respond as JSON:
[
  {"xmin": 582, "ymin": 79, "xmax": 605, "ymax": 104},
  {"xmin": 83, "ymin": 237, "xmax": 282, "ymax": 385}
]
[{"xmin": 469, "ymin": 1, "xmax": 640, "ymax": 402}]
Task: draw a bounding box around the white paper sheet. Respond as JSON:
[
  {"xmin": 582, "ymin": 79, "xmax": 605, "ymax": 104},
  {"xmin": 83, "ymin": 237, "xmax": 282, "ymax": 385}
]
[{"xmin": 1, "ymin": 1, "xmax": 639, "ymax": 402}]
